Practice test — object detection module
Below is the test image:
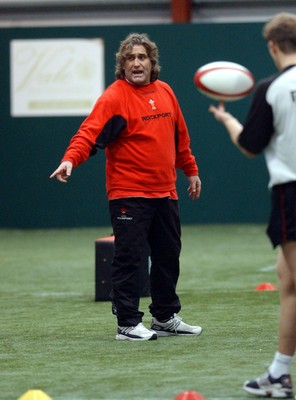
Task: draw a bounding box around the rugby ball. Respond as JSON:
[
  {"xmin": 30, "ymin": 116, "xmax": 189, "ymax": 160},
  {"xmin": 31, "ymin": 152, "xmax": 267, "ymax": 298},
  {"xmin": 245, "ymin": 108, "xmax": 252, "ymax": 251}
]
[{"xmin": 194, "ymin": 61, "xmax": 255, "ymax": 102}]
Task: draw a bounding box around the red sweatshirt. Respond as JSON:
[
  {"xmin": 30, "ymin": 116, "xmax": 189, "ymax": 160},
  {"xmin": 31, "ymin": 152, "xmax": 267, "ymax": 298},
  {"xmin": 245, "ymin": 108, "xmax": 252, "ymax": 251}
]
[{"xmin": 62, "ymin": 79, "xmax": 198, "ymax": 199}]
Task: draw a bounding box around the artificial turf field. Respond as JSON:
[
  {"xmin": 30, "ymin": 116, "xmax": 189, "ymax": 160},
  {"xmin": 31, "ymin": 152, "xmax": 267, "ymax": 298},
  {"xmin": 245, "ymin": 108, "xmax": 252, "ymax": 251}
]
[{"xmin": 1, "ymin": 224, "xmax": 294, "ymax": 400}]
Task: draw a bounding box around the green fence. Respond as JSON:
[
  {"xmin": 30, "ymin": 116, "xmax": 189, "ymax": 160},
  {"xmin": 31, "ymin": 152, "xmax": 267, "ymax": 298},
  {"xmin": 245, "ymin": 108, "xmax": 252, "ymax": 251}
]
[{"xmin": 1, "ymin": 22, "xmax": 273, "ymax": 228}]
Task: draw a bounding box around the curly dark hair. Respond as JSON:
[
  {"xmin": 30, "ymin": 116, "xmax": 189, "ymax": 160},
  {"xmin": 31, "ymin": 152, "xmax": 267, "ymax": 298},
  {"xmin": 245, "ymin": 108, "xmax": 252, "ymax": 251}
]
[{"xmin": 115, "ymin": 33, "xmax": 161, "ymax": 82}]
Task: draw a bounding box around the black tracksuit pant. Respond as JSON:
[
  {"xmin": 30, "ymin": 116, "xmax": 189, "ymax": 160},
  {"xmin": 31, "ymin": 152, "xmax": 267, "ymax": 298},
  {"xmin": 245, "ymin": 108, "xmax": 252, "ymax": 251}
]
[{"xmin": 109, "ymin": 197, "xmax": 182, "ymax": 326}]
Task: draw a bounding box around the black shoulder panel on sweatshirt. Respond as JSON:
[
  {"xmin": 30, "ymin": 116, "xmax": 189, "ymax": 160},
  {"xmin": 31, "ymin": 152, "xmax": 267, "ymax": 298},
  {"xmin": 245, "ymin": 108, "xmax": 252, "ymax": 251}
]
[{"xmin": 90, "ymin": 115, "xmax": 127, "ymax": 156}]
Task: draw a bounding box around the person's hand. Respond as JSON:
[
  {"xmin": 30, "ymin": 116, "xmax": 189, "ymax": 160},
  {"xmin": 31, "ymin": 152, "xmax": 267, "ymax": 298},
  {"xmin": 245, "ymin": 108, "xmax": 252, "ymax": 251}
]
[
  {"xmin": 187, "ymin": 175, "xmax": 201, "ymax": 200},
  {"xmin": 209, "ymin": 101, "xmax": 251, "ymax": 157},
  {"xmin": 49, "ymin": 161, "xmax": 73, "ymax": 183},
  {"xmin": 208, "ymin": 102, "xmax": 233, "ymax": 125}
]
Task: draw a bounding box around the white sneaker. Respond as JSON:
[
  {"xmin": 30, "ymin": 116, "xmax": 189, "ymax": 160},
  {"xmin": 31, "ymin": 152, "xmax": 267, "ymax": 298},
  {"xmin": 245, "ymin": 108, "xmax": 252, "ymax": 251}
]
[
  {"xmin": 151, "ymin": 314, "xmax": 203, "ymax": 337},
  {"xmin": 116, "ymin": 322, "xmax": 157, "ymax": 341},
  {"xmin": 243, "ymin": 371, "xmax": 294, "ymax": 398}
]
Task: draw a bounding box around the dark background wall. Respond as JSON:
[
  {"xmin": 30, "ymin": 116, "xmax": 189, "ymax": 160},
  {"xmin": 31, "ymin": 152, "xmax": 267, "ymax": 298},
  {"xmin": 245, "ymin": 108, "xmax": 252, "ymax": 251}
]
[{"xmin": 1, "ymin": 22, "xmax": 273, "ymax": 228}]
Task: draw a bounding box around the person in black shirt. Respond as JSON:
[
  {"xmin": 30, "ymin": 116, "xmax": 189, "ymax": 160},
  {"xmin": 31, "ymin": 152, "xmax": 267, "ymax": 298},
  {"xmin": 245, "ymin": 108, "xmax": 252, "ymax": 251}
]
[{"xmin": 209, "ymin": 12, "xmax": 296, "ymax": 399}]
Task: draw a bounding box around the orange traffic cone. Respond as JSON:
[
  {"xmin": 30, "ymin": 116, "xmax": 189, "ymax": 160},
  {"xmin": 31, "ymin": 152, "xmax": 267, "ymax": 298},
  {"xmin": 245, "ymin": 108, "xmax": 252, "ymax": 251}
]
[
  {"xmin": 254, "ymin": 282, "xmax": 277, "ymax": 291},
  {"xmin": 175, "ymin": 390, "xmax": 206, "ymax": 400}
]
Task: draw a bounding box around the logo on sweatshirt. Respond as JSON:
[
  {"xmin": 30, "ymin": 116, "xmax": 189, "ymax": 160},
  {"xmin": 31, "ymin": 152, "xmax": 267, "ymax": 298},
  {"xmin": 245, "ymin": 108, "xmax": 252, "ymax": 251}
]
[
  {"xmin": 117, "ymin": 207, "xmax": 133, "ymax": 221},
  {"xmin": 149, "ymin": 99, "xmax": 156, "ymax": 110},
  {"xmin": 141, "ymin": 112, "xmax": 171, "ymax": 121}
]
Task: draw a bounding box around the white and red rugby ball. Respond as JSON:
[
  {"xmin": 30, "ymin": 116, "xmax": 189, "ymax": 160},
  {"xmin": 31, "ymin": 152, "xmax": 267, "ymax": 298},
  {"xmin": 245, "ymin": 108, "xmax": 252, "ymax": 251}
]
[{"xmin": 194, "ymin": 61, "xmax": 255, "ymax": 102}]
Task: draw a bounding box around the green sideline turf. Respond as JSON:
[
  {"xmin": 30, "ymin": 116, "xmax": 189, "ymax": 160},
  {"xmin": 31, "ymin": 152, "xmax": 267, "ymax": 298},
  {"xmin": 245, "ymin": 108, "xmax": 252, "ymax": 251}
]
[{"xmin": 0, "ymin": 225, "xmax": 292, "ymax": 400}]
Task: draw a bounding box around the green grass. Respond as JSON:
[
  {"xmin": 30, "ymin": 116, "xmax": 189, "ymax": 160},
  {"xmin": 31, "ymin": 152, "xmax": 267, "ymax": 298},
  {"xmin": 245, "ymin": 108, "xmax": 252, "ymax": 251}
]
[{"xmin": 0, "ymin": 225, "xmax": 292, "ymax": 400}]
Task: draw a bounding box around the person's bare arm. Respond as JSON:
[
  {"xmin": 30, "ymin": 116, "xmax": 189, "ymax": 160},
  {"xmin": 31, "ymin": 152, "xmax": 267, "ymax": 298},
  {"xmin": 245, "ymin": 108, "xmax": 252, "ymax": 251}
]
[{"xmin": 209, "ymin": 102, "xmax": 255, "ymax": 158}]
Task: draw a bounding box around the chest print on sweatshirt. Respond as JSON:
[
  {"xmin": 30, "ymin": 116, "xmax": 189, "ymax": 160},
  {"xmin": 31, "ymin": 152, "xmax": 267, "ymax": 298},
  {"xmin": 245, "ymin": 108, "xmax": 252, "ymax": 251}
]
[{"xmin": 149, "ymin": 99, "xmax": 156, "ymax": 110}]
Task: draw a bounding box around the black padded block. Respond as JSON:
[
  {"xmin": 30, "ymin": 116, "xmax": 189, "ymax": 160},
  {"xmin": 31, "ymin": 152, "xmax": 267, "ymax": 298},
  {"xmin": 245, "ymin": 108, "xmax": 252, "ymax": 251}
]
[{"xmin": 95, "ymin": 236, "xmax": 150, "ymax": 301}]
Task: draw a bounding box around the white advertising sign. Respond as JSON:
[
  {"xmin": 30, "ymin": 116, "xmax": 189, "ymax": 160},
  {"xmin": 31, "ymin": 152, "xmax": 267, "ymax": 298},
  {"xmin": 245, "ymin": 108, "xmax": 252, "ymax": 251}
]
[{"xmin": 10, "ymin": 38, "xmax": 105, "ymax": 117}]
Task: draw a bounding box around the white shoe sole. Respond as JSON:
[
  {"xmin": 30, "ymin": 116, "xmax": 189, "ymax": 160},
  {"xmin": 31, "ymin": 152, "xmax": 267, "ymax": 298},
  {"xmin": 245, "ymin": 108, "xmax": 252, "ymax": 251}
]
[
  {"xmin": 243, "ymin": 385, "xmax": 293, "ymax": 398},
  {"xmin": 154, "ymin": 328, "xmax": 203, "ymax": 337},
  {"xmin": 116, "ymin": 333, "xmax": 157, "ymax": 341}
]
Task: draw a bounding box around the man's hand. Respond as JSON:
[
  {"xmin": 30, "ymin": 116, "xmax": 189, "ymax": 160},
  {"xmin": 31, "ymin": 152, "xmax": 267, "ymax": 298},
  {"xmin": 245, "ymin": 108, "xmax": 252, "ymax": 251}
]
[
  {"xmin": 209, "ymin": 102, "xmax": 254, "ymax": 158},
  {"xmin": 187, "ymin": 175, "xmax": 201, "ymax": 200},
  {"xmin": 209, "ymin": 102, "xmax": 232, "ymax": 124},
  {"xmin": 49, "ymin": 161, "xmax": 73, "ymax": 183}
]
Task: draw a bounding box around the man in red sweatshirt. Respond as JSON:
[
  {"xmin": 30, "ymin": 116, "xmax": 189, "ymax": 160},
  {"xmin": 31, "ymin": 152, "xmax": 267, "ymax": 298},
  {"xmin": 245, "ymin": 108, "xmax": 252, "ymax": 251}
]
[{"xmin": 50, "ymin": 32, "xmax": 202, "ymax": 341}]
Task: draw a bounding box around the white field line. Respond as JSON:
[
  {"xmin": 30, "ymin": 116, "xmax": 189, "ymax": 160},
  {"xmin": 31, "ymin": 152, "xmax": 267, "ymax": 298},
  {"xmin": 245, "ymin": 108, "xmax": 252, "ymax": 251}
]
[{"xmin": 259, "ymin": 264, "xmax": 276, "ymax": 272}]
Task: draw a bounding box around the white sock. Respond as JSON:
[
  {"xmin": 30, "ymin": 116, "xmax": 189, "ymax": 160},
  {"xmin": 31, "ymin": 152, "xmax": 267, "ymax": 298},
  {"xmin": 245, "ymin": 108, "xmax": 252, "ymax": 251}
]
[{"xmin": 269, "ymin": 351, "xmax": 293, "ymax": 378}]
